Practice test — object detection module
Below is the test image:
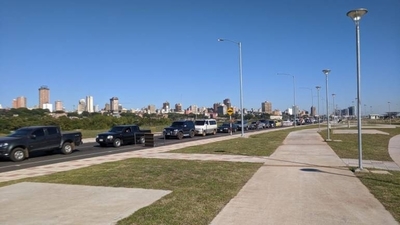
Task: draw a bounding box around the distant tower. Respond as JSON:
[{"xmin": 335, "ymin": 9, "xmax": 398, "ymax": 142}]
[
  {"xmin": 110, "ymin": 97, "xmax": 119, "ymax": 113},
  {"xmin": 77, "ymin": 99, "xmax": 86, "ymax": 114},
  {"xmin": 86, "ymin": 96, "xmax": 94, "ymax": 112},
  {"xmin": 39, "ymin": 86, "xmax": 50, "ymax": 109},
  {"xmin": 162, "ymin": 101, "xmax": 170, "ymax": 110},
  {"xmin": 223, "ymin": 98, "xmax": 231, "ymax": 109},
  {"xmin": 261, "ymin": 101, "xmax": 272, "ymax": 113},
  {"xmin": 175, "ymin": 103, "xmax": 182, "ymax": 112},
  {"xmin": 55, "ymin": 100, "xmax": 63, "ymax": 111}
]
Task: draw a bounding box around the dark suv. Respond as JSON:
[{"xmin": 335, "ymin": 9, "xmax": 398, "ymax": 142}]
[{"xmin": 163, "ymin": 120, "xmax": 195, "ymax": 140}]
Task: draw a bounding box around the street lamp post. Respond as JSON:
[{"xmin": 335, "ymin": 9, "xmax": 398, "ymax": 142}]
[
  {"xmin": 388, "ymin": 101, "xmax": 391, "ymax": 125},
  {"xmin": 322, "ymin": 69, "xmax": 331, "ymax": 141},
  {"xmin": 218, "ymin": 38, "xmax": 245, "ymax": 137},
  {"xmin": 347, "ymin": 8, "xmax": 368, "ymax": 170},
  {"xmin": 316, "ymin": 86, "xmax": 321, "ymax": 132},
  {"xmin": 278, "ymin": 73, "xmax": 296, "ymax": 127},
  {"xmin": 332, "ymin": 94, "xmax": 336, "ymax": 117}
]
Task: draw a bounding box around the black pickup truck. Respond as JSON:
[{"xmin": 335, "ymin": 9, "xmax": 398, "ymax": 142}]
[
  {"xmin": 0, "ymin": 126, "xmax": 83, "ymax": 162},
  {"xmin": 96, "ymin": 125, "xmax": 151, "ymax": 147}
]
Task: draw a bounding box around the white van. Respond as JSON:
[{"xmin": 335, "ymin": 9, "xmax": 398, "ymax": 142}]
[{"xmin": 194, "ymin": 119, "xmax": 218, "ymax": 136}]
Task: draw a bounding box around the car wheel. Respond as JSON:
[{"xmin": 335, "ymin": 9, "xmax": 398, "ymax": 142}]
[
  {"xmin": 139, "ymin": 136, "xmax": 145, "ymax": 144},
  {"xmin": 61, "ymin": 142, "xmax": 74, "ymax": 154},
  {"xmin": 177, "ymin": 132, "xmax": 184, "ymax": 140},
  {"xmin": 113, "ymin": 138, "xmax": 122, "ymax": 147},
  {"xmin": 202, "ymin": 131, "xmax": 206, "ymax": 136},
  {"xmin": 212, "ymin": 130, "xmax": 216, "ymax": 135},
  {"xmin": 189, "ymin": 130, "xmax": 195, "ymax": 138},
  {"xmin": 10, "ymin": 148, "xmax": 26, "ymax": 162}
]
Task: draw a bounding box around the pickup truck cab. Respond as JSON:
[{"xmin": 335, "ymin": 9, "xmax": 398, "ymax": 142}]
[
  {"xmin": 0, "ymin": 126, "xmax": 82, "ymax": 162},
  {"xmin": 96, "ymin": 125, "xmax": 151, "ymax": 147}
]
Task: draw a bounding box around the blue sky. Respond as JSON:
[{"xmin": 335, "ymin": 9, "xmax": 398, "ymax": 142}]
[{"xmin": 1, "ymin": 0, "xmax": 399, "ymax": 114}]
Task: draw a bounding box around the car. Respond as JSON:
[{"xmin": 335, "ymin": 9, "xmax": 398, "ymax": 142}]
[
  {"xmin": 96, "ymin": 125, "xmax": 151, "ymax": 147},
  {"xmin": 234, "ymin": 120, "xmax": 249, "ymax": 131},
  {"xmin": 217, "ymin": 123, "xmax": 239, "ymax": 133},
  {"xmin": 194, "ymin": 119, "xmax": 218, "ymax": 136},
  {"xmin": 250, "ymin": 121, "xmax": 264, "ymax": 130},
  {"xmin": 163, "ymin": 120, "xmax": 195, "ymax": 140},
  {"xmin": 0, "ymin": 126, "xmax": 82, "ymax": 162},
  {"xmin": 258, "ymin": 119, "xmax": 270, "ymax": 128},
  {"xmin": 268, "ymin": 120, "xmax": 276, "ymax": 128}
]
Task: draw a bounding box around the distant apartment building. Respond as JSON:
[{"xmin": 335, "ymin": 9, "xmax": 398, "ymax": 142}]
[
  {"xmin": 310, "ymin": 106, "xmax": 316, "ymax": 116},
  {"xmin": 223, "ymin": 98, "xmax": 231, "ymax": 109},
  {"xmin": 189, "ymin": 105, "xmax": 198, "ymax": 114},
  {"xmin": 39, "ymin": 86, "xmax": 50, "ymax": 109},
  {"xmin": 272, "ymin": 109, "xmax": 282, "ymax": 116},
  {"xmin": 12, "ymin": 96, "xmax": 27, "ymax": 108},
  {"xmin": 162, "ymin": 101, "xmax": 170, "ymax": 112},
  {"xmin": 43, "ymin": 103, "xmax": 53, "ymax": 112},
  {"xmin": 77, "ymin": 99, "xmax": 86, "ymax": 114},
  {"xmin": 213, "ymin": 103, "xmax": 220, "ymax": 113},
  {"xmin": 110, "ymin": 97, "xmax": 119, "ymax": 113},
  {"xmin": 86, "ymin": 96, "xmax": 94, "ymax": 113},
  {"xmin": 104, "ymin": 103, "xmax": 110, "ymax": 111},
  {"xmin": 261, "ymin": 101, "xmax": 272, "ymax": 114},
  {"xmin": 217, "ymin": 104, "xmax": 227, "ymax": 116},
  {"xmin": 175, "ymin": 103, "xmax": 182, "ymax": 112},
  {"xmin": 148, "ymin": 104, "xmax": 156, "ymax": 114},
  {"xmin": 55, "ymin": 100, "xmax": 63, "ymax": 111}
]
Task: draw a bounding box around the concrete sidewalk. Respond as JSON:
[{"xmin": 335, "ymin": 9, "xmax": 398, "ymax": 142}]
[
  {"xmin": 211, "ymin": 129, "xmax": 398, "ymax": 225},
  {"xmin": 389, "ymin": 134, "xmax": 400, "ymax": 167}
]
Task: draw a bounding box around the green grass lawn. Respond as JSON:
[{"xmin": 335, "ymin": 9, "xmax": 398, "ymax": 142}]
[
  {"xmin": 0, "ymin": 158, "xmax": 261, "ymax": 225},
  {"xmin": 355, "ymin": 170, "xmax": 400, "ymax": 222},
  {"xmin": 319, "ymin": 127, "xmax": 400, "ymax": 161},
  {"xmin": 171, "ymin": 125, "xmax": 318, "ymax": 156}
]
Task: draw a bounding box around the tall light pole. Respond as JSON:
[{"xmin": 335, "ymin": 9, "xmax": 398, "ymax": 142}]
[
  {"xmin": 347, "ymin": 8, "xmax": 368, "ymax": 170},
  {"xmin": 388, "ymin": 101, "xmax": 391, "ymax": 125},
  {"xmin": 322, "ymin": 69, "xmax": 331, "ymax": 141},
  {"xmin": 278, "ymin": 73, "xmax": 296, "ymax": 127},
  {"xmin": 218, "ymin": 38, "xmax": 245, "ymax": 137},
  {"xmin": 316, "ymin": 86, "xmax": 321, "ymax": 132},
  {"xmin": 332, "ymin": 94, "xmax": 336, "ymax": 117},
  {"xmin": 364, "ymin": 104, "xmax": 367, "ymax": 117}
]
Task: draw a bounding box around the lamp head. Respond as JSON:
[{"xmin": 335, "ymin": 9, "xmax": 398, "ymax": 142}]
[
  {"xmin": 322, "ymin": 69, "xmax": 331, "ymax": 75},
  {"xmin": 217, "ymin": 38, "xmax": 224, "ymax": 42},
  {"xmin": 316, "ymin": 86, "xmax": 321, "ymax": 90},
  {"xmin": 347, "ymin": 8, "xmax": 368, "ymax": 22}
]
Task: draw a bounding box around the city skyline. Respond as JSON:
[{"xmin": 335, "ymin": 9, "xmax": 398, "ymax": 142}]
[{"xmin": 0, "ymin": 0, "xmax": 399, "ymax": 114}]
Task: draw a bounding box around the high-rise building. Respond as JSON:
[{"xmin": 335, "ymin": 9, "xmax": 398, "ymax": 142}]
[
  {"xmin": 190, "ymin": 105, "xmax": 198, "ymax": 114},
  {"xmin": 148, "ymin": 104, "xmax": 156, "ymax": 114},
  {"xmin": 86, "ymin": 96, "xmax": 94, "ymax": 112},
  {"xmin": 223, "ymin": 98, "xmax": 231, "ymax": 109},
  {"xmin": 162, "ymin": 101, "xmax": 170, "ymax": 110},
  {"xmin": 261, "ymin": 101, "xmax": 272, "ymax": 113},
  {"xmin": 175, "ymin": 103, "xmax": 182, "ymax": 112},
  {"xmin": 104, "ymin": 103, "xmax": 110, "ymax": 111},
  {"xmin": 217, "ymin": 104, "xmax": 227, "ymax": 115},
  {"xmin": 213, "ymin": 103, "xmax": 220, "ymax": 113},
  {"xmin": 39, "ymin": 86, "xmax": 50, "ymax": 109},
  {"xmin": 12, "ymin": 99, "xmax": 17, "ymax": 108},
  {"xmin": 310, "ymin": 106, "xmax": 316, "ymax": 116},
  {"xmin": 77, "ymin": 99, "xmax": 86, "ymax": 114},
  {"xmin": 12, "ymin": 96, "xmax": 27, "ymax": 108},
  {"xmin": 110, "ymin": 97, "xmax": 119, "ymax": 113},
  {"xmin": 55, "ymin": 100, "xmax": 63, "ymax": 111}
]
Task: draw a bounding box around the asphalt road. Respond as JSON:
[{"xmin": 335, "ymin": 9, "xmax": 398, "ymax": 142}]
[{"xmin": 0, "ymin": 128, "xmax": 273, "ymax": 173}]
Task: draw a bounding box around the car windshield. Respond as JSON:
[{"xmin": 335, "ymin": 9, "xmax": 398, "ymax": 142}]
[
  {"xmin": 171, "ymin": 122, "xmax": 184, "ymax": 127},
  {"xmin": 8, "ymin": 128, "xmax": 31, "ymax": 137},
  {"xmin": 195, "ymin": 121, "xmax": 205, "ymax": 125},
  {"xmin": 109, "ymin": 126, "xmax": 125, "ymax": 132}
]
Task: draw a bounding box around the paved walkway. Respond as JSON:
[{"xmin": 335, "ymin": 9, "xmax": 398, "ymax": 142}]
[
  {"xmin": 1, "ymin": 128, "xmax": 400, "ymax": 224},
  {"xmin": 211, "ymin": 129, "xmax": 398, "ymax": 225}
]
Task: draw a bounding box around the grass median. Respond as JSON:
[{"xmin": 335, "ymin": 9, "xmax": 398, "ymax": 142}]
[
  {"xmin": 0, "ymin": 158, "xmax": 261, "ymax": 225},
  {"xmin": 319, "ymin": 127, "xmax": 400, "ymax": 161},
  {"xmin": 170, "ymin": 126, "xmax": 317, "ymax": 156}
]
